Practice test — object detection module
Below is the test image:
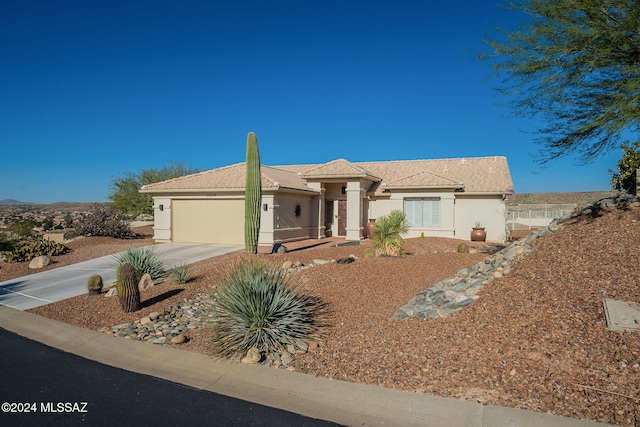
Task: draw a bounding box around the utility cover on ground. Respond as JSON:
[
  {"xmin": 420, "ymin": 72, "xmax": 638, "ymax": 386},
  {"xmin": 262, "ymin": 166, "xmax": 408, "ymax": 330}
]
[{"xmin": 603, "ymin": 299, "xmax": 640, "ymax": 333}]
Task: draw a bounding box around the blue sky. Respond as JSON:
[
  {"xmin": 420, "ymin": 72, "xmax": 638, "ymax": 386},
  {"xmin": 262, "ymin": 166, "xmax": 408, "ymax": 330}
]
[{"xmin": 0, "ymin": 0, "xmax": 622, "ymax": 203}]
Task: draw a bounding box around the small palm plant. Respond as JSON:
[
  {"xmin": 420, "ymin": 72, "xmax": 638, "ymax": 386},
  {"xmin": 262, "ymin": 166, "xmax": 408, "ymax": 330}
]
[
  {"xmin": 373, "ymin": 210, "xmax": 410, "ymax": 257},
  {"xmin": 209, "ymin": 261, "xmax": 327, "ymax": 358},
  {"xmin": 113, "ymin": 246, "xmax": 168, "ymax": 283}
]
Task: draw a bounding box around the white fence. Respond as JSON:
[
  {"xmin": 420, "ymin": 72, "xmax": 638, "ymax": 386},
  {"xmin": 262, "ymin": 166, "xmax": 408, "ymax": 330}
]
[{"xmin": 507, "ymin": 204, "xmax": 576, "ymax": 230}]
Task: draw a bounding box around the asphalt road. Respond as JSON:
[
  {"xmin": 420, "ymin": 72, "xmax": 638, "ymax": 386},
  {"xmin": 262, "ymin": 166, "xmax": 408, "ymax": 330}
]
[
  {"xmin": 0, "ymin": 328, "xmax": 340, "ymax": 427},
  {"xmin": 0, "ymin": 243, "xmax": 242, "ymax": 310}
]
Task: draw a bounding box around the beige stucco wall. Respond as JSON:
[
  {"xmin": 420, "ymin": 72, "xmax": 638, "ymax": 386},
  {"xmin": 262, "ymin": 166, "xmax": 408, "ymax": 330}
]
[
  {"xmin": 454, "ymin": 195, "xmax": 508, "ymax": 242},
  {"xmin": 272, "ymin": 193, "xmax": 318, "ymax": 243},
  {"xmin": 367, "ymin": 190, "xmax": 456, "ymax": 239},
  {"xmin": 367, "ymin": 191, "xmax": 508, "ymax": 242}
]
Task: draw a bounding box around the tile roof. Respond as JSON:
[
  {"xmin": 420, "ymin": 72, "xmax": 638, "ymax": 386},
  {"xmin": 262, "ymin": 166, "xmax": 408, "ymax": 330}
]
[
  {"xmin": 140, "ymin": 163, "xmax": 315, "ymax": 193},
  {"xmin": 141, "ymin": 156, "xmax": 514, "ymax": 194}
]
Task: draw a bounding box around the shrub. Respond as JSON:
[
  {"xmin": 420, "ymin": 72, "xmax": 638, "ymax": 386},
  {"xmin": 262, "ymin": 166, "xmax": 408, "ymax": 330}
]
[
  {"xmin": 364, "ymin": 248, "xmax": 376, "ymax": 258},
  {"xmin": 372, "ymin": 210, "xmax": 410, "ymax": 257},
  {"xmin": 113, "ymin": 246, "xmax": 167, "ymax": 282},
  {"xmin": 74, "ymin": 203, "xmax": 136, "ymax": 238},
  {"xmin": 209, "ymin": 262, "xmax": 327, "ymax": 358},
  {"xmin": 170, "ymin": 263, "xmax": 191, "ymax": 284},
  {"xmin": 3, "ymin": 239, "xmax": 70, "ymax": 263}
]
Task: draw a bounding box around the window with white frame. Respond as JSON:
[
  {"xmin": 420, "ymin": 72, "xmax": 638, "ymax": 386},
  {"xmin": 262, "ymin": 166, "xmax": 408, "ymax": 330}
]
[{"xmin": 404, "ymin": 198, "xmax": 440, "ymax": 227}]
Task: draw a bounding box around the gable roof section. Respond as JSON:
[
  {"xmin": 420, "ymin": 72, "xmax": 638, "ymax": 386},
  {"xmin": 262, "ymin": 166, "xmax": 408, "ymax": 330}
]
[
  {"xmin": 356, "ymin": 156, "xmax": 513, "ymax": 194},
  {"xmin": 140, "ymin": 163, "xmax": 315, "ymax": 193},
  {"xmin": 141, "ymin": 156, "xmax": 514, "ymax": 195},
  {"xmin": 299, "ymin": 158, "xmax": 381, "ymax": 181}
]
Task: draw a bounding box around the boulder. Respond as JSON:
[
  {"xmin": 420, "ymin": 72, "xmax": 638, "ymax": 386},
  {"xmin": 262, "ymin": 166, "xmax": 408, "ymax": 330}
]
[
  {"xmin": 171, "ymin": 334, "xmax": 187, "ymax": 344},
  {"xmin": 241, "ymin": 347, "xmax": 262, "ymax": 364},
  {"xmin": 105, "ymin": 287, "xmax": 118, "ymax": 297},
  {"xmin": 138, "ymin": 273, "xmax": 154, "ymax": 291},
  {"xmin": 29, "ymin": 255, "xmax": 51, "ymax": 269}
]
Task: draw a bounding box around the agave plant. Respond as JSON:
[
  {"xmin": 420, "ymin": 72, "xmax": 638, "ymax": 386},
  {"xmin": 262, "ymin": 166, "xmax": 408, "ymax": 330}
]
[
  {"xmin": 113, "ymin": 246, "xmax": 167, "ymax": 282},
  {"xmin": 209, "ymin": 262, "xmax": 327, "ymax": 358},
  {"xmin": 373, "ymin": 210, "xmax": 410, "ymax": 257},
  {"xmin": 169, "ymin": 263, "xmax": 191, "ymax": 284}
]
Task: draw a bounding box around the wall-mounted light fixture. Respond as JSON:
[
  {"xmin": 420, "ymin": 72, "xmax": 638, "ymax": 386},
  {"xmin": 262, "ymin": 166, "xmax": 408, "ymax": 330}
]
[
  {"xmin": 159, "ymin": 204, "xmax": 164, "ymax": 211},
  {"xmin": 263, "ymin": 203, "xmax": 268, "ymax": 211}
]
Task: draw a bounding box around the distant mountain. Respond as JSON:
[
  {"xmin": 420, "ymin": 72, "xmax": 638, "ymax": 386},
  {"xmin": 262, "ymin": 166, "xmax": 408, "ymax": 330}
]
[{"xmin": 0, "ymin": 199, "xmax": 33, "ymax": 206}]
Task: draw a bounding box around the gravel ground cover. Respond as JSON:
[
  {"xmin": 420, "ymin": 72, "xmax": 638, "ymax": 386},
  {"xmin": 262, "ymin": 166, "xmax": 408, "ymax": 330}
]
[{"xmin": 3, "ymin": 210, "xmax": 639, "ymax": 426}]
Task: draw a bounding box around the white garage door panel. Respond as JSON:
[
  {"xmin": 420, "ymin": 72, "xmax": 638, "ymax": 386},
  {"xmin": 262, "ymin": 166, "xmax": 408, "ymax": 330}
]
[{"xmin": 172, "ymin": 200, "xmax": 244, "ymax": 244}]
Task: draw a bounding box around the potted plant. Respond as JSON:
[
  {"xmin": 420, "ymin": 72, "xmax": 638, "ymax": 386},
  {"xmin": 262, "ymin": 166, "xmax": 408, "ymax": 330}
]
[{"xmin": 471, "ymin": 222, "xmax": 486, "ymax": 242}]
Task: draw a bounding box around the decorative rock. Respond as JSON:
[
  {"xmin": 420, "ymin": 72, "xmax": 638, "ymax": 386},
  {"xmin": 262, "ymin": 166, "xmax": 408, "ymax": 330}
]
[
  {"xmin": 138, "ymin": 273, "xmax": 154, "ymax": 291},
  {"xmin": 280, "ymin": 352, "xmax": 294, "ymax": 366},
  {"xmin": 149, "ymin": 311, "xmax": 161, "ymax": 320},
  {"xmin": 105, "ymin": 287, "xmax": 118, "ymax": 297},
  {"xmin": 171, "ymin": 334, "xmax": 187, "ymax": 344},
  {"xmin": 242, "ymin": 347, "xmax": 262, "ymax": 364},
  {"xmin": 313, "ymin": 259, "xmax": 330, "ymax": 265},
  {"xmin": 140, "ymin": 316, "xmax": 152, "ymax": 325},
  {"xmin": 393, "ymin": 193, "xmax": 640, "ymax": 320},
  {"xmin": 29, "ymin": 255, "xmax": 51, "ymax": 269},
  {"xmin": 282, "ymin": 260, "xmax": 293, "ymax": 270}
]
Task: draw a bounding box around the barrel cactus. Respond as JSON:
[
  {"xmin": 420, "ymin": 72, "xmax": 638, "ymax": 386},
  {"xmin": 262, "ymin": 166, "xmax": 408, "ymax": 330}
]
[
  {"xmin": 244, "ymin": 132, "xmax": 262, "ymax": 254},
  {"xmin": 116, "ymin": 262, "xmax": 141, "ymax": 312},
  {"xmin": 87, "ymin": 274, "xmax": 103, "ymax": 295}
]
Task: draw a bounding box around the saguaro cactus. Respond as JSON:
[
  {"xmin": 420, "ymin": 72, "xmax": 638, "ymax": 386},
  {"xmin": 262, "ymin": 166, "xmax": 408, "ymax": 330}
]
[
  {"xmin": 244, "ymin": 132, "xmax": 262, "ymax": 254},
  {"xmin": 116, "ymin": 262, "xmax": 141, "ymax": 312}
]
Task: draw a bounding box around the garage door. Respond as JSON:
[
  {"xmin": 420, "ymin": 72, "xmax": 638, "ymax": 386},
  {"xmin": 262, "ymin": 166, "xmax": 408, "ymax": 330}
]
[{"xmin": 172, "ymin": 199, "xmax": 244, "ymax": 244}]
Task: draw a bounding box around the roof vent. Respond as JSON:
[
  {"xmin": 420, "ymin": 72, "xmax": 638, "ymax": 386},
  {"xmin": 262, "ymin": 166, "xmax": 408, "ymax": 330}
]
[{"xmin": 460, "ymin": 158, "xmax": 467, "ymax": 164}]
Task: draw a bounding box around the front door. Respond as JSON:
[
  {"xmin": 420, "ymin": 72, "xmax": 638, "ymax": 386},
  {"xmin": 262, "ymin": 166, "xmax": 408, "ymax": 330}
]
[{"xmin": 338, "ymin": 200, "xmax": 347, "ymax": 236}]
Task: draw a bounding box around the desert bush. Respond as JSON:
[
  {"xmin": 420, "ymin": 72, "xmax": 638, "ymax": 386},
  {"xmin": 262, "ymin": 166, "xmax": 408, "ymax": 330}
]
[
  {"xmin": 209, "ymin": 261, "xmax": 327, "ymax": 358},
  {"xmin": 373, "ymin": 210, "xmax": 409, "ymax": 257},
  {"xmin": 170, "ymin": 263, "xmax": 191, "ymax": 284},
  {"xmin": 3, "ymin": 239, "xmax": 70, "ymax": 263},
  {"xmin": 74, "ymin": 203, "xmax": 136, "ymax": 238},
  {"xmin": 113, "ymin": 246, "xmax": 167, "ymax": 282}
]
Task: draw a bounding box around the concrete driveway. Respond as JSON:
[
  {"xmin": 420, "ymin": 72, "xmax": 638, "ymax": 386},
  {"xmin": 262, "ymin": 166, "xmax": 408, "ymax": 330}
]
[{"xmin": 0, "ymin": 243, "xmax": 242, "ymax": 310}]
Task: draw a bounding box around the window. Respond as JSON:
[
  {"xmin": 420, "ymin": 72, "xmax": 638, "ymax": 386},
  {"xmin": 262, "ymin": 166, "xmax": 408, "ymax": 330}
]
[{"xmin": 404, "ymin": 198, "xmax": 440, "ymax": 227}]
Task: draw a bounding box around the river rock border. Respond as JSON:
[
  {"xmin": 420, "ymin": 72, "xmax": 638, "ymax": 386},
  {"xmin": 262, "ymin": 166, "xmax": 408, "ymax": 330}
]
[{"xmin": 391, "ymin": 193, "xmax": 640, "ymax": 320}]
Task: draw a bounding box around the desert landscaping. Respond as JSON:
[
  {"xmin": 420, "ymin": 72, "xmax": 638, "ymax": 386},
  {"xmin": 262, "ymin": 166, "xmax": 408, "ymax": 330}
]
[{"xmin": 1, "ymin": 200, "xmax": 639, "ymax": 426}]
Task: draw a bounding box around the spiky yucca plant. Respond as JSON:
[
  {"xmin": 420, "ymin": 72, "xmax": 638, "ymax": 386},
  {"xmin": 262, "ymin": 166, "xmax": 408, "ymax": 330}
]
[
  {"xmin": 113, "ymin": 246, "xmax": 167, "ymax": 282},
  {"xmin": 209, "ymin": 262, "xmax": 327, "ymax": 357},
  {"xmin": 373, "ymin": 210, "xmax": 410, "ymax": 257},
  {"xmin": 170, "ymin": 263, "xmax": 191, "ymax": 284}
]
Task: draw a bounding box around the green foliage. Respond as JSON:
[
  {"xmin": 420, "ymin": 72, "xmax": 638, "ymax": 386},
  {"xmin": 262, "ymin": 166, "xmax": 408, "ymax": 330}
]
[
  {"xmin": 457, "ymin": 243, "xmax": 469, "ymax": 253},
  {"xmin": 170, "ymin": 263, "xmax": 191, "ymax": 284},
  {"xmin": 610, "ymin": 141, "xmax": 640, "ymax": 195},
  {"xmin": 74, "ymin": 203, "xmax": 136, "ymax": 238},
  {"xmin": 116, "ymin": 262, "xmax": 141, "ymax": 313},
  {"xmin": 109, "ymin": 161, "xmax": 200, "ymax": 217},
  {"xmin": 8, "ymin": 219, "xmax": 37, "ymax": 239},
  {"xmin": 482, "ymin": 0, "xmax": 640, "ymax": 163},
  {"xmin": 209, "ymin": 262, "xmax": 327, "ymax": 358},
  {"xmin": 363, "ymin": 248, "xmax": 376, "ymax": 258},
  {"xmin": 3, "ymin": 239, "xmax": 70, "ymax": 263},
  {"xmin": 244, "ymin": 132, "xmax": 262, "ymax": 254},
  {"xmin": 113, "ymin": 246, "xmax": 167, "ymax": 282},
  {"xmin": 87, "ymin": 274, "xmax": 103, "ymax": 295},
  {"xmin": 373, "ymin": 210, "xmax": 410, "ymax": 257}
]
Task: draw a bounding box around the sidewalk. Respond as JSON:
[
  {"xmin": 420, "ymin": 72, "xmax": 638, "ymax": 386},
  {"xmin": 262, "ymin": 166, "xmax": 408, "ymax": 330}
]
[{"xmin": 0, "ymin": 305, "xmax": 611, "ymax": 427}]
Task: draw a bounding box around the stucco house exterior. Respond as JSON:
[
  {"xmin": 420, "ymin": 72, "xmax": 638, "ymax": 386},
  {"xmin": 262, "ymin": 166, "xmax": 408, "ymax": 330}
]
[{"xmin": 140, "ymin": 156, "xmax": 514, "ymax": 245}]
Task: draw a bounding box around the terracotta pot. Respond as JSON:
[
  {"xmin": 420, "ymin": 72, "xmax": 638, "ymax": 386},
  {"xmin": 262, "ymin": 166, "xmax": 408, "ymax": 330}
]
[
  {"xmin": 367, "ymin": 218, "xmax": 376, "ymax": 239},
  {"xmin": 470, "ymin": 227, "xmax": 486, "ymax": 242}
]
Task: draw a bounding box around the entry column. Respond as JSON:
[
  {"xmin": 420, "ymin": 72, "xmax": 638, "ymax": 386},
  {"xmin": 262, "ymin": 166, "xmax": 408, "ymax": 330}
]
[{"xmin": 345, "ymin": 180, "xmax": 363, "ymax": 241}]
